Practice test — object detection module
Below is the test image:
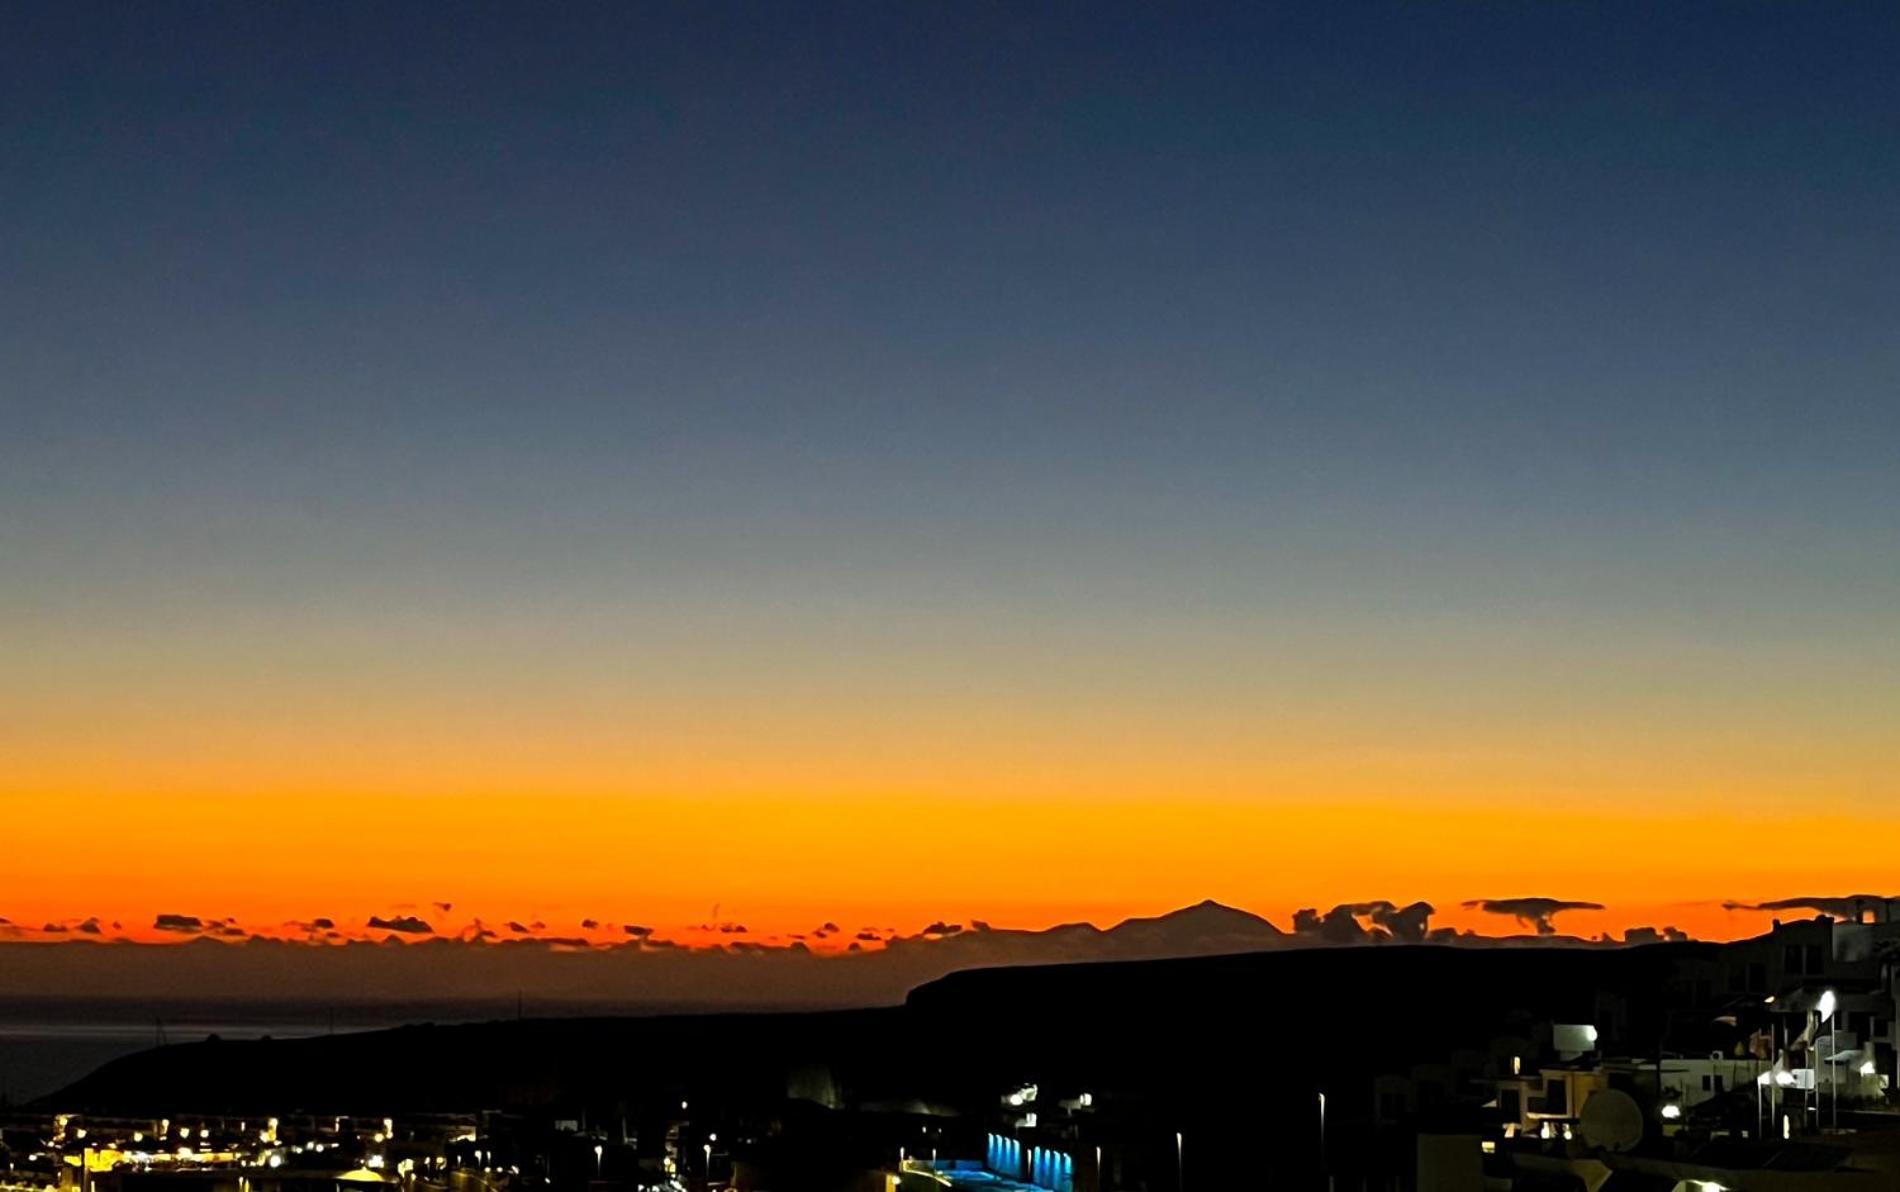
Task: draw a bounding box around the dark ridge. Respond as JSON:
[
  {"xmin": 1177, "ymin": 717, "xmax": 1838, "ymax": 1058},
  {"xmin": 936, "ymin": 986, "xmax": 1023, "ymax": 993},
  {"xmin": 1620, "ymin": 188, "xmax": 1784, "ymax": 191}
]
[{"xmin": 41, "ymin": 941, "xmax": 1719, "ymax": 1117}]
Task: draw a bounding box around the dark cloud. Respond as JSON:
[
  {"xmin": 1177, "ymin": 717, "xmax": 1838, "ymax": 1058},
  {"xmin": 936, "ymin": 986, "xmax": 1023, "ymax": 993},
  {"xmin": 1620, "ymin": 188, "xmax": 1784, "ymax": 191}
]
[
  {"xmin": 77, "ymin": 918, "xmax": 103, "ymax": 935},
  {"xmin": 813, "ymin": 922, "xmax": 839, "ymax": 936},
  {"xmin": 1723, "ymin": 895, "xmax": 1897, "ymax": 921},
  {"xmin": 434, "ymin": 902, "xmax": 453, "ymax": 914},
  {"xmin": 1623, "ymin": 926, "xmax": 1690, "ymax": 945},
  {"xmin": 717, "ymin": 924, "xmax": 748, "ymax": 934},
  {"xmin": 42, "ymin": 923, "xmax": 69, "ymax": 934},
  {"xmin": 1293, "ymin": 906, "xmax": 1367, "ymax": 943},
  {"xmin": 581, "ymin": 919, "xmax": 600, "ymax": 930},
  {"xmin": 623, "ymin": 924, "xmax": 653, "ymax": 937},
  {"xmin": 154, "ymin": 914, "xmax": 204, "ymax": 934},
  {"xmin": 1462, "ymin": 898, "xmax": 1604, "ymax": 936},
  {"xmin": 1362, "ymin": 901, "xmax": 1434, "ymax": 942},
  {"xmin": 507, "ymin": 921, "xmax": 534, "ymax": 934},
  {"xmin": 921, "ymin": 921, "xmax": 963, "ymax": 937},
  {"xmin": 1289, "ymin": 901, "xmax": 1435, "ymax": 943},
  {"xmin": 855, "ymin": 931, "xmax": 882, "ymax": 942},
  {"xmin": 367, "ymin": 915, "xmax": 434, "ymax": 935},
  {"xmin": 970, "ymin": 920, "xmax": 993, "ymax": 932}
]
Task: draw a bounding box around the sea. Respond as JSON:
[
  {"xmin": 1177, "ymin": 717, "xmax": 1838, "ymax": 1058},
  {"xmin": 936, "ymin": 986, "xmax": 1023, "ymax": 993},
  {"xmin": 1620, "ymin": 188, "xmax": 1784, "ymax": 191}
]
[
  {"xmin": 0, "ymin": 990, "xmax": 830, "ymax": 1107},
  {"xmin": 0, "ymin": 996, "xmax": 580, "ymax": 1105}
]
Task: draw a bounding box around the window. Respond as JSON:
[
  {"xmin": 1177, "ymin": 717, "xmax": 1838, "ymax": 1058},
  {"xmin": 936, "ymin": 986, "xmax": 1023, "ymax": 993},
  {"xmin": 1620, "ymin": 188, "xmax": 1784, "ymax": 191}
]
[
  {"xmin": 1701, "ymin": 1075, "xmax": 1713, "ymax": 1091},
  {"xmin": 1807, "ymin": 944, "xmax": 1826, "ymax": 974},
  {"xmin": 1544, "ymin": 1080, "xmax": 1568, "ymax": 1115},
  {"xmin": 1785, "ymin": 945, "xmax": 1806, "ymax": 975}
]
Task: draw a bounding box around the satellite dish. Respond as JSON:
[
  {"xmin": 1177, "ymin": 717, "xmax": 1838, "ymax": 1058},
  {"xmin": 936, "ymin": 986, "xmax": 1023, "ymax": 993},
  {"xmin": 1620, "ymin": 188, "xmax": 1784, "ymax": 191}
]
[{"xmin": 1578, "ymin": 1089, "xmax": 1644, "ymax": 1153}]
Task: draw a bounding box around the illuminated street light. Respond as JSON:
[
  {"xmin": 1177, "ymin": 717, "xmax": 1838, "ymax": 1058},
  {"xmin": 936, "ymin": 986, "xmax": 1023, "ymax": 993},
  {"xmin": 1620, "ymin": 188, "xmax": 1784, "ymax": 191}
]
[
  {"xmin": 594, "ymin": 1144, "xmax": 603, "ymax": 1177},
  {"xmin": 1818, "ymin": 990, "xmax": 1839, "ymax": 1130},
  {"xmin": 1661, "ymin": 1104, "xmax": 1682, "ymax": 1120}
]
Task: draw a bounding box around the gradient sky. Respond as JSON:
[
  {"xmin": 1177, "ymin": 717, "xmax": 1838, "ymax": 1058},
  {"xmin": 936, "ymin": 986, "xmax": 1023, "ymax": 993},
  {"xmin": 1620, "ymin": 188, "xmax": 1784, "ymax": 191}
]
[{"xmin": 3, "ymin": 2, "xmax": 1898, "ymax": 944}]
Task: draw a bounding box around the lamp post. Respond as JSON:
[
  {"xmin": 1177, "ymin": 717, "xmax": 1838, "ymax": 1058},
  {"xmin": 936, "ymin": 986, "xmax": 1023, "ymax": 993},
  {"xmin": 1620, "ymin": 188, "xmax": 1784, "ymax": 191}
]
[
  {"xmin": 593, "ymin": 1144, "xmax": 603, "ymax": 1178},
  {"xmin": 1755, "ymin": 1069, "xmax": 1767, "ymax": 1138},
  {"xmin": 1175, "ymin": 1131, "xmax": 1183, "ymax": 1192},
  {"xmin": 1320, "ymin": 1091, "xmax": 1333, "ymax": 1192},
  {"xmin": 1819, "ymin": 989, "xmax": 1838, "ymax": 1131}
]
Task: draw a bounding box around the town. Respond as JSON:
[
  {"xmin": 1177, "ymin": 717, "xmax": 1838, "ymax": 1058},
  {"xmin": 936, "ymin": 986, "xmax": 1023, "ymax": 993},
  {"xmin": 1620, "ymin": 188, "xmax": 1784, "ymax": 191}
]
[{"xmin": 7, "ymin": 906, "xmax": 1900, "ymax": 1192}]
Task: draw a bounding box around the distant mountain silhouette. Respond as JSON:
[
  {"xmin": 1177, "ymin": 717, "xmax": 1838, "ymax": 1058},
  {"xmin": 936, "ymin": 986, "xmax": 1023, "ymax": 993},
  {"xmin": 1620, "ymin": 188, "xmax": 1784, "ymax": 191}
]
[{"xmin": 0, "ymin": 900, "xmax": 1296, "ymax": 1010}]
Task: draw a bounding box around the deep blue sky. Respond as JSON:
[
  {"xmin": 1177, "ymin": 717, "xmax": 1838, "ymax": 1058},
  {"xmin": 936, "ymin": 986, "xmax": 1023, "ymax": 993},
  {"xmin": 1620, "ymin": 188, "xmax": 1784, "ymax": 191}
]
[{"xmin": 3, "ymin": 4, "xmax": 1898, "ymax": 926}]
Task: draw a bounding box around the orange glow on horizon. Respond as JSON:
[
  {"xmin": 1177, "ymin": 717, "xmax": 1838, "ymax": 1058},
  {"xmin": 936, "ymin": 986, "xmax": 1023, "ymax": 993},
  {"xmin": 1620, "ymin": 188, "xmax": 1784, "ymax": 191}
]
[{"xmin": 2, "ymin": 787, "xmax": 1889, "ymax": 949}]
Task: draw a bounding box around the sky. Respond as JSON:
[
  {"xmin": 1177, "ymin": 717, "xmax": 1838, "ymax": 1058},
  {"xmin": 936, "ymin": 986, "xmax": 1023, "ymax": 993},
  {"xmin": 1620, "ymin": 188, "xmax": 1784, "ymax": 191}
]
[{"xmin": 3, "ymin": 2, "xmax": 1898, "ymax": 950}]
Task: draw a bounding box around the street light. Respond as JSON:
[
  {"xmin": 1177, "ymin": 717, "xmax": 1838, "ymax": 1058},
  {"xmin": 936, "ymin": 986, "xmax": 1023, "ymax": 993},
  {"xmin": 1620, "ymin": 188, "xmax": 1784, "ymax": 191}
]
[
  {"xmin": 1319, "ymin": 1091, "xmax": 1332, "ymax": 1192},
  {"xmin": 594, "ymin": 1144, "xmax": 603, "ymax": 1177},
  {"xmin": 1818, "ymin": 989, "xmax": 1838, "ymax": 1130},
  {"xmin": 1175, "ymin": 1131, "xmax": 1183, "ymax": 1192}
]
